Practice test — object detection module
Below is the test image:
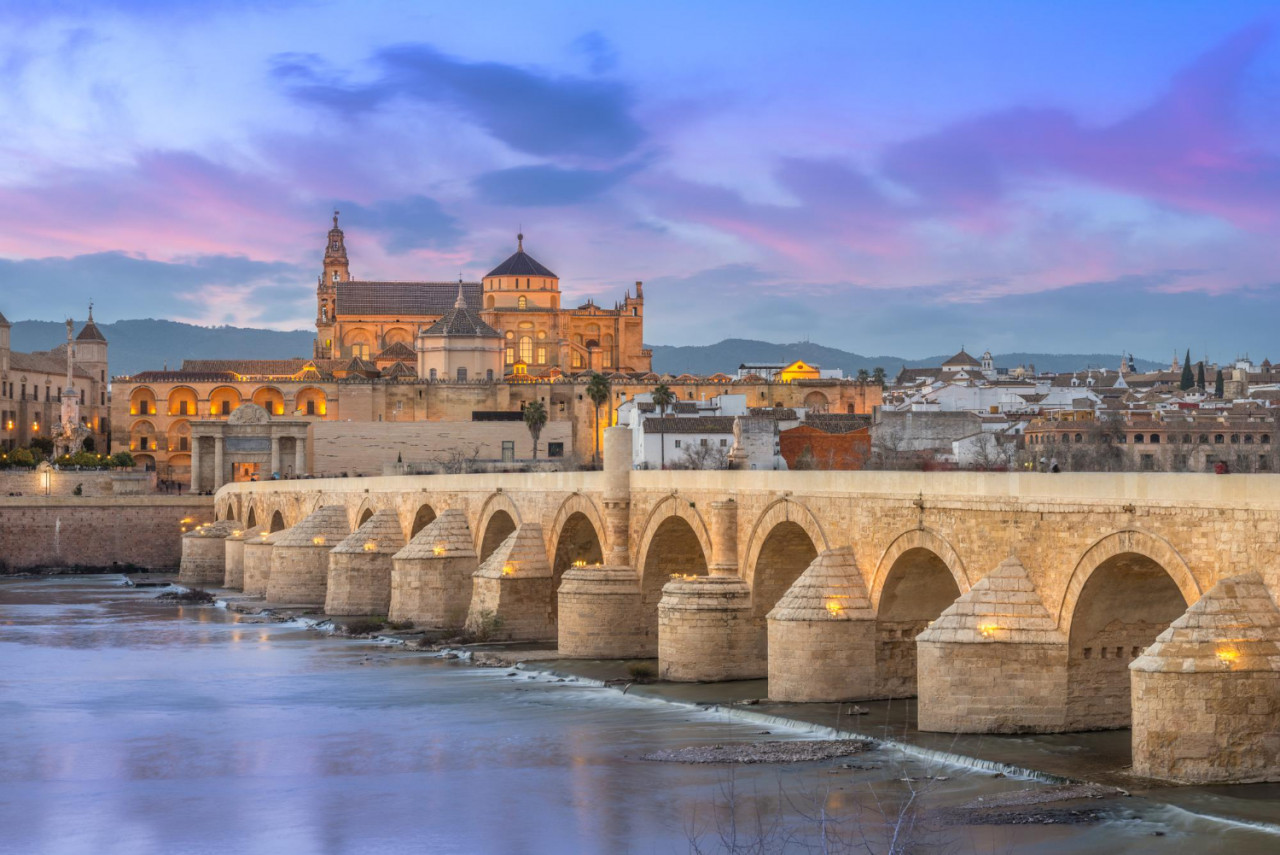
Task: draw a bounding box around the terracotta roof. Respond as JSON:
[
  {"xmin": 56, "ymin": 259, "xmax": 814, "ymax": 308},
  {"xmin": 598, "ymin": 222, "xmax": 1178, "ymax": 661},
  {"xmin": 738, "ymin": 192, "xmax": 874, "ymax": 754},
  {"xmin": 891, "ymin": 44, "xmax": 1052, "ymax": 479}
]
[
  {"xmin": 124, "ymin": 371, "xmax": 238, "ymax": 383},
  {"xmin": 749, "ymin": 407, "xmax": 798, "ymax": 420},
  {"xmin": 335, "ymin": 281, "xmax": 482, "ymax": 316},
  {"xmin": 642, "ymin": 416, "xmax": 735, "ymax": 433},
  {"xmin": 672, "ymin": 401, "xmax": 699, "ymax": 414}
]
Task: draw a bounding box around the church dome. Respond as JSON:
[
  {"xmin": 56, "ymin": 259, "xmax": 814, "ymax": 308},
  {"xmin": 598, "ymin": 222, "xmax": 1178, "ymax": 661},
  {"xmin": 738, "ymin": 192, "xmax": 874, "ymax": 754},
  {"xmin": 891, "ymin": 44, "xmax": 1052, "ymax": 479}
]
[{"xmin": 485, "ymin": 233, "xmax": 557, "ymax": 279}]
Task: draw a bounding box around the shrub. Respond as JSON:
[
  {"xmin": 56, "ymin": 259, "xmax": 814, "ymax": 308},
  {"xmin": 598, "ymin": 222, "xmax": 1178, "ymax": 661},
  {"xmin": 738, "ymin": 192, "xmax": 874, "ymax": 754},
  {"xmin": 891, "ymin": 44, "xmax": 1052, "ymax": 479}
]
[
  {"xmin": 462, "ymin": 609, "xmax": 503, "ymax": 642},
  {"xmin": 73, "ymin": 483, "xmax": 83, "ymax": 496},
  {"xmin": 9, "ymin": 448, "xmax": 36, "ymax": 468},
  {"xmin": 109, "ymin": 451, "xmax": 136, "ymax": 469},
  {"xmin": 626, "ymin": 662, "xmax": 657, "ymax": 681}
]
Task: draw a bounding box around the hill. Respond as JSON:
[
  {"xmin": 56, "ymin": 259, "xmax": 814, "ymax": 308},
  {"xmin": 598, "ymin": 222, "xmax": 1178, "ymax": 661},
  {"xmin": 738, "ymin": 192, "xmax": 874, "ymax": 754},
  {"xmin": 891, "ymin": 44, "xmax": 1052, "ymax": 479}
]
[
  {"xmin": 648, "ymin": 339, "xmax": 1162, "ymax": 377},
  {"xmin": 9, "ymin": 320, "xmax": 1163, "ymax": 379}
]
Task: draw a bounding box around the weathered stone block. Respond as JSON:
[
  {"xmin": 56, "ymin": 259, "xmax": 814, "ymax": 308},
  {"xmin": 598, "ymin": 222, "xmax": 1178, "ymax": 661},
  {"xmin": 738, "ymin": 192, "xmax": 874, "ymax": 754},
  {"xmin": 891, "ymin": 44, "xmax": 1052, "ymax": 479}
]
[{"xmin": 558, "ymin": 565, "xmax": 649, "ymax": 658}]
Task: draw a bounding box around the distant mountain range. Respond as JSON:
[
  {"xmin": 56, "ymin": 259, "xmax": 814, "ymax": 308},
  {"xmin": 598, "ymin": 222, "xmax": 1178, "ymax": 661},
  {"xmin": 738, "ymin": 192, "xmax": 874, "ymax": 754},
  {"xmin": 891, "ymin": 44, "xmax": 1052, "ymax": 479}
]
[
  {"xmin": 648, "ymin": 339, "xmax": 1163, "ymax": 377},
  {"xmin": 9, "ymin": 319, "xmax": 1164, "ymax": 379}
]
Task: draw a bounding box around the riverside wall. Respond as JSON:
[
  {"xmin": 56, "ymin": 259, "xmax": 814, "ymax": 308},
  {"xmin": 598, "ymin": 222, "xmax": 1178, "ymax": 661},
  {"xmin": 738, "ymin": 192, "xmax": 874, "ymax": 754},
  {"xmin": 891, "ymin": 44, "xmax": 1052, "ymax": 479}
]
[{"xmin": 0, "ymin": 497, "xmax": 215, "ymax": 571}]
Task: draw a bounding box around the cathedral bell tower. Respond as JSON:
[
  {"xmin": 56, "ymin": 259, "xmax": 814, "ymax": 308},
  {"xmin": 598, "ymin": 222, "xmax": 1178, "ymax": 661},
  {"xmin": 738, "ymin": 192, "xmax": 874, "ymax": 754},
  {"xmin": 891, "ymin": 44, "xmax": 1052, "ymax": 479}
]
[{"xmin": 315, "ymin": 210, "xmax": 349, "ymax": 359}]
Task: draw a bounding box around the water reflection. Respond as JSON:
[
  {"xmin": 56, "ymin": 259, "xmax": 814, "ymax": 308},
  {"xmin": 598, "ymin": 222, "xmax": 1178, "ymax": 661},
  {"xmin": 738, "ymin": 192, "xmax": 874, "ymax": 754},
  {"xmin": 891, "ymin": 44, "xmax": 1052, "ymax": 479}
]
[{"xmin": 1, "ymin": 576, "xmax": 1277, "ymax": 855}]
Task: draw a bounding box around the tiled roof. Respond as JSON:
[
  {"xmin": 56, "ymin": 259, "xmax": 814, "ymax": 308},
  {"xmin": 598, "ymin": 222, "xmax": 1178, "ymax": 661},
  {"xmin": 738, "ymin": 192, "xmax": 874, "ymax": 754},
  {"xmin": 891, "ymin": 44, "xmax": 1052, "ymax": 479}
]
[
  {"xmin": 942, "ymin": 349, "xmax": 982, "ymax": 367},
  {"xmin": 382, "ymin": 361, "xmax": 417, "ymax": 378},
  {"xmin": 485, "ymin": 241, "xmax": 557, "ymax": 278},
  {"xmin": 421, "ymin": 299, "xmax": 501, "ymax": 338},
  {"xmin": 335, "ymin": 281, "xmax": 482, "ymax": 316},
  {"xmin": 672, "ymin": 401, "xmax": 699, "ymax": 414},
  {"xmin": 767, "ymin": 547, "xmax": 872, "ymax": 622},
  {"xmin": 749, "ymin": 407, "xmax": 798, "ymax": 420},
  {"xmin": 76, "ymin": 319, "xmax": 106, "ymax": 342},
  {"xmin": 376, "ymin": 341, "xmax": 416, "ymax": 360},
  {"xmin": 183, "ymin": 359, "xmax": 311, "ymax": 375},
  {"xmin": 9, "ymin": 349, "xmax": 94, "ymax": 379},
  {"xmin": 642, "ymin": 416, "xmax": 735, "ymax": 433},
  {"xmin": 125, "ymin": 370, "xmax": 238, "ymax": 383},
  {"xmin": 0, "ymin": 309, "xmax": 10, "ymax": 326}
]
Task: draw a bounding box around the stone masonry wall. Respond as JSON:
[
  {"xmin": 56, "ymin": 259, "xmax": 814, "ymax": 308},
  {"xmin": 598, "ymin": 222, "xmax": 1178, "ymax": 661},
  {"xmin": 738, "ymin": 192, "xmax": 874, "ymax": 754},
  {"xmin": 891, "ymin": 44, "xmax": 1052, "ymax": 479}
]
[
  {"xmin": 310, "ymin": 421, "xmax": 573, "ymax": 477},
  {"xmin": 0, "ymin": 497, "xmax": 213, "ymax": 571}
]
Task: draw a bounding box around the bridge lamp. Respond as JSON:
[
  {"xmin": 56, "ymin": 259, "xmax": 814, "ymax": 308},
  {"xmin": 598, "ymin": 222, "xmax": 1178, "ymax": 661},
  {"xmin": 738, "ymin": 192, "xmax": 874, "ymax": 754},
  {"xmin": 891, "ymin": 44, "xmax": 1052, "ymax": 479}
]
[
  {"xmin": 363, "ymin": 540, "xmax": 378, "ymax": 552},
  {"xmin": 978, "ymin": 623, "xmax": 999, "ymax": 639},
  {"xmin": 432, "ymin": 544, "xmax": 447, "ymax": 556},
  {"xmin": 312, "ymin": 536, "xmax": 326, "ymax": 546},
  {"xmin": 824, "ymin": 596, "xmax": 847, "ymax": 617},
  {"xmin": 1216, "ymin": 646, "xmax": 1240, "ymax": 668},
  {"xmin": 501, "ymin": 562, "xmax": 516, "ymax": 577}
]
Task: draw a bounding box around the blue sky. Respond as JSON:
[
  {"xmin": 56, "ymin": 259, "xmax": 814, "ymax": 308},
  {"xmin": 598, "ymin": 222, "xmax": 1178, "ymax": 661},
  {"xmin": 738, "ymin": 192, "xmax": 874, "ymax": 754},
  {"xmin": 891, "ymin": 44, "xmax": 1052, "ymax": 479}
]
[{"xmin": 3, "ymin": 1, "xmax": 1280, "ymax": 359}]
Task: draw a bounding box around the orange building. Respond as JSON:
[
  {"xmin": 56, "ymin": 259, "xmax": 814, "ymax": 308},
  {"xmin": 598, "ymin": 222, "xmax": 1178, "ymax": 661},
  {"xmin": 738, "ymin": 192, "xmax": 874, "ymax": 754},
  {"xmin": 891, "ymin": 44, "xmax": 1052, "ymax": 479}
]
[{"xmin": 780, "ymin": 416, "xmax": 872, "ymax": 470}]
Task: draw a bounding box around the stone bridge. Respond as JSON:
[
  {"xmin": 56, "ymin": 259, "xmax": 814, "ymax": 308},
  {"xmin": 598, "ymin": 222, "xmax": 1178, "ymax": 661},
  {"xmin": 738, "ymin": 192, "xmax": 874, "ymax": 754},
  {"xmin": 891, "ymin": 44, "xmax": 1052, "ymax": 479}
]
[{"xmin": 193, "ymin": 427, "xmax": 1280, "ymax": 784}]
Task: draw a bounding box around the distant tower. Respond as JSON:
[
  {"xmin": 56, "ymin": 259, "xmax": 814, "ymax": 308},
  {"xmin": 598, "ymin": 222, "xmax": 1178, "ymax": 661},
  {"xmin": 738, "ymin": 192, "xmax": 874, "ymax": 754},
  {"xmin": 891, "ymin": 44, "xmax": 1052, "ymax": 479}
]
[
  {"xmin": 75, "ymin": 303, "xmax": 109, "ymax": 406},
  {"xmin": 316, "ymin": 210, "xmax": 349, "ymax": 358},
  {"xmin": 981, "ymin": 349, "xmax": 995, "ymax": 378}
]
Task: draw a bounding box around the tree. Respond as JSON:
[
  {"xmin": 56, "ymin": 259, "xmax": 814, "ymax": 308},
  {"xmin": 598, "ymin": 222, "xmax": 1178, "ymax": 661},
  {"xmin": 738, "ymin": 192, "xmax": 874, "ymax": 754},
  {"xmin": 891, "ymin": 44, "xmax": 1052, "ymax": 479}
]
[
  {"xmin": 1180, "ymin": 349, "xmax": 1194, "ymax": 390},
  {"xmin": 856, "ymin": 368, "xmax": 871, "ymax": 383},
  {"xmin": 651, "ymin": 383, "xmax": 676, "ymax": 469},
  {"xmin": 109, "ymin": 451, "xmax": 135, "ymax": 469},
  {"xmin": 10, "ymin": 448, "xmax": 36, "ymax": 467},
  {"xmin": 872, "ymin": 366, "xmax": 886, "ymax": 387},
  {"xmin": 585, "ymin": 373, "xmax": 611, "ymax": 468},
  {"xmin": 1196, "ymin": 361, "xmax": 1206, "ymax": 390},
  {"xmin": 1215, "ymin": 368, "xmax": 1225, "ymax": 398},
  {"xmin": 523, "ymin": 400, "xmax": 547, "ymax": 460}
]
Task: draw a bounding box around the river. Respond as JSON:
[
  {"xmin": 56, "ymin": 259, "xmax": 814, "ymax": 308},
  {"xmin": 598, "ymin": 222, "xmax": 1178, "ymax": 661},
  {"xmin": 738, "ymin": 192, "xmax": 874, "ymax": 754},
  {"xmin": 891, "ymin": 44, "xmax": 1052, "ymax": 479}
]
[{"xmin": 1, "ymin": 575, "xmax": 1277, "ymax": 854}]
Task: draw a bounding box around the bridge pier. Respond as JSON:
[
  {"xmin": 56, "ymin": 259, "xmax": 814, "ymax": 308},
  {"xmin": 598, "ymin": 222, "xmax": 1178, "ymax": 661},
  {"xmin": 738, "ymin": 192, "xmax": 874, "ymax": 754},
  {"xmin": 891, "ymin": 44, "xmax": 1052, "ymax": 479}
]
[
  {"xmin": 916, "ymin": 557, "xmax": 1068, "ymax": 733},
  {"xmin": 179, "ymin": 520, "xmax": 237, "ymax": 586},
  {"xmin": 266, "ymin": 506, "xmax": 351, "ymax": 605},
  {"xmin": 1131, "ymin": 572, "xmax": 1280, "ymax": 783},
  {"xmin": 557, "ymin": 426, "xmax": 652, "ymax": 658},
  {"xmin": 467, "ymin": 524, "xmax": 555, "ymax": 641},
  {"xmin": 767, "ymin": 547, "xmax": 876, "ymax": 702},
  {"xmin": 390, "ymin": 509, "xmax": 477, "ymax": 628},
  {"xmin": 242, "ymin": 529, "xmax": 278, "ymax": 596},
  {"xmin": 222, "ymin": 525, "xmax": 259, "ymax": 590},
  {"xmin": 658, "ymin": 498, "xmax": 764, "ymax": 680},
  {"xmin": 325, "ymin": 510, "xmax": 406, "ymax": 615}
]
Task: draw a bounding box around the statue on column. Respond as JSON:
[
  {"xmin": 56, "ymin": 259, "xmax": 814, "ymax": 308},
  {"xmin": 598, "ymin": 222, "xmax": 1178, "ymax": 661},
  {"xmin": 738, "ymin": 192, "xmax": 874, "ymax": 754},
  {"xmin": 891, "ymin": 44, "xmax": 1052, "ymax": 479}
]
[{"xmin": 53, "ymin": 317, "xmax": 92, "ymax": 458}]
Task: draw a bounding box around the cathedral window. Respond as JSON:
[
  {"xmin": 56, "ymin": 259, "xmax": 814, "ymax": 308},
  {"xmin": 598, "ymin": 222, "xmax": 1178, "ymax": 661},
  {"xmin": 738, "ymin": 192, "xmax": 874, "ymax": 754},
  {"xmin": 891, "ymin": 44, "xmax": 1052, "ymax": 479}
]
[
  {"xmin": 429, "ymin": 369, "xmax": 437, "ymax": 381},
  {"xmin": 506, "ymin": 347, "xmax": 515, "ymax": 364},
  {"xmin": 332, "ymin": 272, "xmax": 339, "ymax": 282},
  {"xmin": 519, "ymin": 336, "xmax": 533, "ymax": 364},
  {"xmin": 518, "ymin": 296, "xmax": 528, "ymax": 309},
  {"xmin": 486, "ymin": 370, "xmax": 494, "ymax": 381},
  {"xmin": 536, "ymin": 346, "xmax": 547, "ymax": 364},
  {"xmin": 457, "ymin": 367, "xmax": 467, "ymax": 382}
]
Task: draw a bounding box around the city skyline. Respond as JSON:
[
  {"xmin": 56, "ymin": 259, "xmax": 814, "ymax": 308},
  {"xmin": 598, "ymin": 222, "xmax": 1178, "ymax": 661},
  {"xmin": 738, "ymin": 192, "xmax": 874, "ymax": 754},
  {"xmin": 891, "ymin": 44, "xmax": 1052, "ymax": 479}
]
[{"xmin": 2, "ymin": 2, "xmax": 1280, "ymax": 359}]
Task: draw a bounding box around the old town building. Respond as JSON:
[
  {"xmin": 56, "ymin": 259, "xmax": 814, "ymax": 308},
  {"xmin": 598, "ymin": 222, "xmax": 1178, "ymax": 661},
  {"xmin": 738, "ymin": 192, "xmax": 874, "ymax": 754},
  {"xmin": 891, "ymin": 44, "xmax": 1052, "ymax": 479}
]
[
  {"xmin": 0, "ymin": 307, "xmax": 110, "ymax": 452},
  {"xmin": 315, "ymin": 213, "xmax": 650, "ymax": 375}
]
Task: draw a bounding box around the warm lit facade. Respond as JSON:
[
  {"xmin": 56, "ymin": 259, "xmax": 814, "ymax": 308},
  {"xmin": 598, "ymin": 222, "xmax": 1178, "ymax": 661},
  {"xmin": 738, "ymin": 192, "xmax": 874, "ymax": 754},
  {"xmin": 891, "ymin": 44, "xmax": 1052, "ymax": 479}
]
[
  {"xmin": 0, "ymin": 307, "xmax": 110, "ymax": 452},
  {"xmin": 314, "ymin": 214, "xmax": 651, "ymax": 375}
]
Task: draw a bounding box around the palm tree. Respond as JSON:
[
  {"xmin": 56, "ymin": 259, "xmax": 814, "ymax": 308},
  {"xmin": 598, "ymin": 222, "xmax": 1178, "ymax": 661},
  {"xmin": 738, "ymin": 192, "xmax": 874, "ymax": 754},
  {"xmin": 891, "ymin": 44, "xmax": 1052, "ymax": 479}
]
[
  {"xmin": 651, "ymin": 383, "xmax": 675, "ymax": 469},
  {"xmin": 523, "ymin": 400, "xmax": 547, "ymax": 460},
  {"xmin": 856, "ymin": 368, "xmax": 871, "ymax": 383},
  {"xmin": 872, "ymin": 366, "xmax": 886, "ymax": 387},
  {"xmin": 586, "ymin": 373, "xmax": 611, "ymax": 468}
]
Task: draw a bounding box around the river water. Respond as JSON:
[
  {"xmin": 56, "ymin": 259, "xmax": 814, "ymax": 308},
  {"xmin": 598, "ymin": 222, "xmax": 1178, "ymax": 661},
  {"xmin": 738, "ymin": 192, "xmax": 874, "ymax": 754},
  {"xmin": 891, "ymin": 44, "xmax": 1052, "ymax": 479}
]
[{"xmin": 1, "ymin": 575, "xmax": 1277, "ymax": 854}]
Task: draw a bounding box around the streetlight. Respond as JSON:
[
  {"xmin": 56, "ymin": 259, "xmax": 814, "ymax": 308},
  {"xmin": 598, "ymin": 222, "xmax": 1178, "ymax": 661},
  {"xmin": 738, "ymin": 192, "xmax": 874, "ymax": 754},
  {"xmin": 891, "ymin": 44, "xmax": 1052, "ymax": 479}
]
[{"xmin": 43, "ymin": 469, "xmax": 50, "ymax": 496}]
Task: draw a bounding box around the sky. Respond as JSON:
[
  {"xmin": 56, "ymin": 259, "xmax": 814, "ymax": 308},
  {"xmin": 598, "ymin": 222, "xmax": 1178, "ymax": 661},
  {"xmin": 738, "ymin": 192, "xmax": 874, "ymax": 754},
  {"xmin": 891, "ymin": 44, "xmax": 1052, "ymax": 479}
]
[{"xmin": 3, "ymin": 0, "xmax": 1280, "ymax": 360}]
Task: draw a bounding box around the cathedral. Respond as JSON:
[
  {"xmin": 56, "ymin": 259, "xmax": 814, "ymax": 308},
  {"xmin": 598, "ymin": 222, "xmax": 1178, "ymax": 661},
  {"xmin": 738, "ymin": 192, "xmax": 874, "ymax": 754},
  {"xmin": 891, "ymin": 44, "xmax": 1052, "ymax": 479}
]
[{"xmin": 313, "ymin": 213, "xmax": 651, "ymax": 378}]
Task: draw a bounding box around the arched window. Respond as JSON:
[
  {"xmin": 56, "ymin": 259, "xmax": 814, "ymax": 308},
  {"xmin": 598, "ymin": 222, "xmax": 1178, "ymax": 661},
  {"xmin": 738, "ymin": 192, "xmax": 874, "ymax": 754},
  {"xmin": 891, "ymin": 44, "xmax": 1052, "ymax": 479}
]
[
  {"xmin": 1215, "ymin": 434, "xmax": 1225, "ymax": 444},
  {"xmin": 1245, "ymin": 435, "xmax": 1255, "ymax": 444},
  {"xmin": 429, "ymin": 368, "xmax": 437, "ymax": 381},
  {"xmin": 1074, "ymin": 433, "xmax": 1082, "ymax": 443},
  {"xmin": 1183, "ymin": 434, "xmax": 1191, "ymax": 443},
  {"xmin": 1150, "ymin": 434, "xmax": 1160, "ymax": 444},
  {"xmin": 457, "ymin": 367, "xmax": 467, "ymax": 382},
  {"xmin": 332, "ymin": 271, "xmax": 339, "ymax": 282},
  {"xmin": 1230, "ymin": 434, "xmax": 1240, "ymax": 444},
  {"xmin": 519, "ymin": 336, "xmax": 533, "ymax": 363},
  {"xmin": 1134, "ymin": 434, "xmax": 1144, "ymax": 444},
  {"xmin": 518, "ymin": 296, "xmax": 528, "ymax": 309},
  {"xmin": 1262, "ymin": 435, "xmax": 1271, "ymax": 444}
]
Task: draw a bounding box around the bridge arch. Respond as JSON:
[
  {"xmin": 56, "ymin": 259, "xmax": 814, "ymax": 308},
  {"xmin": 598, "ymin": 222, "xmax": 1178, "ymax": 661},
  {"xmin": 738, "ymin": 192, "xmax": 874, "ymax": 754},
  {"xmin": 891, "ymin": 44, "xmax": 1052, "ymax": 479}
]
[
  {"xmin": 1059, "ymin": 529, "xmax": 1198, "ymax": 730},
  {"xmin": 871, "ymin": 527, "xmax": 969, "ymax": 698},
  {"xmin": 353, "ymin": 498, "xmax": 377, "ymax": 529},
  {"xmin": 408, "ymin": 501, "xmax": 438, "ymax": 539},
  {"xmin": 635, "ymin": 495, "xmax": 713, "ymax": 634},
  {"xmin": 268, "ymin": 509, "xmax": 286, "ymax": 533},
  {"xmin": 547, "ymin": 493, "xmax": 608, "ymax": 560},
  {"xmin": 475, "ymin": 492, "xmax": 522, "ymax": 562},
  {"xmin": 245, "ymin": 505, "xmax": 258, "ymax": 529},
  {"xmin": 550, "ymin": 501, "xmax": 606, "ymax": 620},
  {"xmin": 741, "ymin": 499, "xmax": 827, "ymax": 616}
]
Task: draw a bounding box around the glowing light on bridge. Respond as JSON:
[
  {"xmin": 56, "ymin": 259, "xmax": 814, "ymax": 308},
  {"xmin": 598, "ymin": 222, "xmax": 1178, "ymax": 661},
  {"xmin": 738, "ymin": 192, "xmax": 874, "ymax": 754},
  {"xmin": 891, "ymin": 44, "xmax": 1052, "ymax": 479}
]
[
  {"xmin": 312, "ymin": 536, "xmax": 326, "ymax": 546},
  {"xmin": 978, "ymin": 623, "xmax": 998, "ymax": 638}
]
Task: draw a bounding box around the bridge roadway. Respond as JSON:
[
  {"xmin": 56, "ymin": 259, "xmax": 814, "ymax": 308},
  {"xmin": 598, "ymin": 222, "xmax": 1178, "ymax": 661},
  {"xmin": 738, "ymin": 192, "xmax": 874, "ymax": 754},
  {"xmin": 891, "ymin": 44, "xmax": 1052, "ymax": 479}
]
[{"xmin": 191, "ymin": 427, "xmax": 1280, "ymax": 785}]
